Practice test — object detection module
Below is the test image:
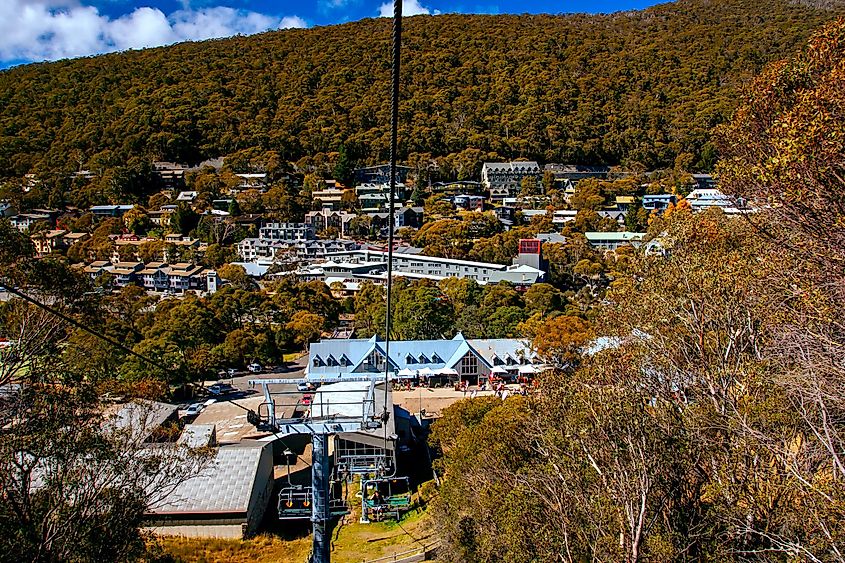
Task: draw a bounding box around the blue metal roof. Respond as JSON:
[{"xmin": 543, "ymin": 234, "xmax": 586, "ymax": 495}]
[{"xmin": 307, "ymin": 334, "xmax": 531, "ymax": 380}]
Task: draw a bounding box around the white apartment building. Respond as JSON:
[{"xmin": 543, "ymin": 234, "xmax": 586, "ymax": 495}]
[
  {"xmin": 258, "ymin": 222, "xmax": 315, "ymax": 242},
  {"xmin": 305, "ymin": 249, "xmax": 544, "ymax": 286},
  {"xmin": 481, "ymin": 161, "xmax": 542, "ymax": 201}
]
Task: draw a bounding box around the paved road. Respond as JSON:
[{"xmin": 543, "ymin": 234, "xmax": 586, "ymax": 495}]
[
  {"xmin": 182, "ymin": 356, "xmax": 310, "ymax": 414},
  {"xmin": 224, "ymin": 355, "xmax": 308, "ymax": 393}
]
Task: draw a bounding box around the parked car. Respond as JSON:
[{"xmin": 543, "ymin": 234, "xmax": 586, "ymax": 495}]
[
  {"xmin": 208, "ymin": 383, "xmax": 235, "ymax": 396},
  {"xmin": 297, "ymin": 381, "xmax": 315, "ymax": 392},
  {"xmin": 247, "ymin": 363, "xmax": 263, "ymax": 373},
  {"xmin": 184, "ymin": 403, "xmax": 203, "ymax": 417},
  {"xmin": 301, "ymin": 393, "xmax": 314, "ymax": 406},
  {"xmin": 227, "ymin": 368, "xmax": 237, "ymax": 377}
]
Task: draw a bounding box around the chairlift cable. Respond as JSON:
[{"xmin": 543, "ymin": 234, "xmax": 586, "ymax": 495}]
[
  {"xmin": 1, "ymin": 279, "xmax": 302, "ymax": 459},
  {"xmin": 382, "ymin": 0, "xmax": 403, "ymax": 442},
  {"xmin": 0, "ymin": 280, "xmax": 170, "ymax": 375}
]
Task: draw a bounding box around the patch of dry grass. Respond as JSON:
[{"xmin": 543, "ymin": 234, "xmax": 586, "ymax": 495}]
[
  {"xmin": 156, "ymin": 534, "xmax": 311, "ymax": 563},
  {"xmin": 155, "ymin": 500, "xmax": 434, "ymax": 563}
]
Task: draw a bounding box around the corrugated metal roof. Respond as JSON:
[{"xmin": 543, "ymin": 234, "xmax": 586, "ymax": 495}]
[{"xmin": 149, "ymin": 442, "xmax": 268, "ymax": 515}]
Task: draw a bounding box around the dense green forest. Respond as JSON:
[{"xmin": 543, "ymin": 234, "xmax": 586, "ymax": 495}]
[{"xmin": 0, "ymin": 0, "xmax": 842, "ymax": 184}]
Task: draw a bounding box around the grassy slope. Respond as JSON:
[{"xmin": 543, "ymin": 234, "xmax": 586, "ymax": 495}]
[{"xmin": 156, "ymin": 487, "xmax": 434, "ymax": 563}]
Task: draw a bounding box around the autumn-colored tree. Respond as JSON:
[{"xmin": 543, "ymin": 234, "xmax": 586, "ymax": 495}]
[
  {"xmin": 286, "ymin": 310, "xmax": 326, "ymax": 349},
  {"xmin": 217, "ymin": 264, "xmax": 254, "ymax": 290},
  {"xmin": 532, "ymin": 315, "xmax": 593, "ymax": 370}
]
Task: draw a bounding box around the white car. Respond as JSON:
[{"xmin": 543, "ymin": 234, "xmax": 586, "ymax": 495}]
[
  {"xmin": 208, "ymin": 383, "xmax": 235, "ymax": 396},
  {"xmin": 184, "ymin": 403, "xmax": 203, "ymax": 417},
  {"xmin": 247, "ymin": 363, "xmax": 263, "ymax": 373},
  {"xmin": 297, "ymin": 381, "xmax": 315, "ymax": 392}
]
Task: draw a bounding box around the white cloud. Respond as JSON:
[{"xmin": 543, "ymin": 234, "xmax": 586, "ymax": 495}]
[
  {"xmin": 378, "ymin": 0, "xmax": 438, "ymax": 17},
  {"xmin": 279, "ymin": 15, "xmax": 308, "ymax": 29},
  {"xmin": 108, "ymin": 7, "xmax": 175, "ymax": 50},
  {"xmin": 0, "ymin": 0, "xmax": 307, "ymax": 63}
]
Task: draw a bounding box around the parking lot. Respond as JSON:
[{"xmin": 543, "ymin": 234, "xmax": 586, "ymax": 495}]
[{"xmin": 176, "ymin": 355, "xmax": 313, "ymax": 430}]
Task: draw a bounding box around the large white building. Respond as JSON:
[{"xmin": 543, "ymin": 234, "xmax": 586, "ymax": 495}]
[
  {"xmin": 584, "ymin": 231, "xmax": 646, "ymax": 251},
  {"xmin": 481, "ymin": 161, "xmax": 542, "ymax": 201},
  {"xmin": 300, "ymin": 248, "xmax": 545, "ymax": 287},
  {"xmin": 237, "ymin": 222, "xmax": 316, "ymax": 262},
  {"xmin": 258, "ymin": 222, "xmax": 314, "ymax": 243}
]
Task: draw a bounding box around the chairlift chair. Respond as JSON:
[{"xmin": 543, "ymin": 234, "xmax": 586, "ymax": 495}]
[
  {"xmin": 360, "ymin": 476, "xmax": 412, "ymax": 522},
  {"xmin": 278, "ymin": 482, "xmax": 350, "ymax": 520}
]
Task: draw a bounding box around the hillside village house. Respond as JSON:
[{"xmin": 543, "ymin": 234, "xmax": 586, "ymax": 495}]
[
  {"xmin": 81, "ymin": 260, "xmax": 111, "ymax": 280},
  {"xmin": 584, "ymin": 231, "xmax": 646, "ymax": 251},
  {"xmin": 685, "ymin": 188, "xmax": 733, "ymax": 210},
  {"xmin": 353, "ymin": 164, "xmax": 412, "ymax": 185},
  {"xmin": 167, "ymin": 263, "xmax": 207, "ymax": 293},
  {"xmin": 140, "ymin": 262, "xmax": 171, "ymax": 291},
  {"xmin": 365, "ymin": 206, "xmax": 424, "ymax": 231},
  {"xmin": 90, "ymin": 204, "xmax": 135, "ymax": 218},
  {"xmin": 149, "ymin": 209, "xmax": 173, "ymax": 227},
  {"xmin": 356, "ymin": 183, "xmax": 407, "ymax": 212},
  {"xmin": 481, "ymin": 161, "xmax": 542, "ymax": 201},
  {"xmin": 31, "ymin": 229, "xmax": 68, "ymax": 256},
  {"xmin": 312, "ymin": 183, "xmax": 347, "ymax": 210},
  {"xmin": 453, "ymin": 194, "xmax": 485, "ymax": 211},
  {"xmin": 10, "ymin": 212, "xmax": 51, "ymax": 232},
  {"xmin": 111, "ymin": 262, "xmax": 144, "ymax": 287},
  {"xmin": 62, "ymin": 231, "xmax": 90, "ymax": 247},
  {"xmin": 642, "ymin": 194, "xmax": 677, "ymax": 211},
  {"xmin": 305, "ymin": 209, "xmax": 357, "ymax": 237}
]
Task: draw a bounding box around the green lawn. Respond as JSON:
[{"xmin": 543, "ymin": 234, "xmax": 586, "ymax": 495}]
[{"xmin": 156, "ymin": 484, "xmax": 435, "ymax": 563}]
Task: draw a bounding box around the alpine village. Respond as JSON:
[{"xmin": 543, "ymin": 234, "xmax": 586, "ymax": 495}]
[{"xmin": 1, "ymin": 0, "xmax": 845, "ymax": 561}]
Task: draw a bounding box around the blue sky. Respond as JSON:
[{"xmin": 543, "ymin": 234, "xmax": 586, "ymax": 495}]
[{"xmin": 0, "ymin": 0, "xmax": 660, "ymax": 68}]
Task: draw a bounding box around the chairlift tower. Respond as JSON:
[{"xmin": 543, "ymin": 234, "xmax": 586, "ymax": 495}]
[
  {"xmin": 249, "ymin": 376, "xmax": 391, "ymax": 563},
  {"xmin": 250, "ymin": 0, "xmax": 405, "ymax": 558}
]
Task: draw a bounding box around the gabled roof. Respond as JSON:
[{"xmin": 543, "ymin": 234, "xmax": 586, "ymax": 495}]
[
  {"xmin": 467, "ymin": 338, "xmax": 537, "ymax": 368},
  {"xmin": 307, "ymin": 334, "xmax": 540, "ymax": 380}
]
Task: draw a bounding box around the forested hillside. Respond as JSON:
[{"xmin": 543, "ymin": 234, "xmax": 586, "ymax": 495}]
[{"xmin": 0, "ymin": 0, "xmax": 841, "ymax": 180}]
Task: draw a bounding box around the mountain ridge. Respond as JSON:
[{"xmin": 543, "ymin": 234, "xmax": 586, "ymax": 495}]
[{"xmin": 0, "ymin": 0, "xmax": 841, "ymax": 189}]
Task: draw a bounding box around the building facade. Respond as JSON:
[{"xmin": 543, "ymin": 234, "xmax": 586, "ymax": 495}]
[
  {"xmin": 481, "ymin": 161, "xmax": 542, "ymax": 201},
  {"xmin": 307, "ymin": 334, "xmax": 543, "ymax": 386},
  {"xmin": 302, "ymin": 248, "xmax": 544, "ymax": 286}
]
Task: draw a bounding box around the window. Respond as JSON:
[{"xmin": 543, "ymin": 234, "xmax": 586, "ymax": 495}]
[
  {"xmin": 313, "ymin": 356, "xmax": 323, "ymax": 367},
  {"xmin": 367, "ymin": 350, "xmax": 385, "ymax": 371},
  {"xmin": 460, "ymin": 354, "xmax": 479, "ymax": 376},
  {"xmin": 493, "ymin": 355, "xmax": 504, "ymax": 366},
  {"xmin": 339, "ymin": 355, "xmax": 351, "ymax": 367},
  {"xmin": 418, "ymin": 354, "xmax": 429, "ymax": 364},
  {"xmin": 405, "ymin": 354, "xmax": 415, "ymax": 365},
  {"xmin": 327, "ymin": 355, "xmax": 338, "ymax": 367},
  {"xmin": 431, "ymin": 353, "xmax": 443, "ymax": 363}
]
